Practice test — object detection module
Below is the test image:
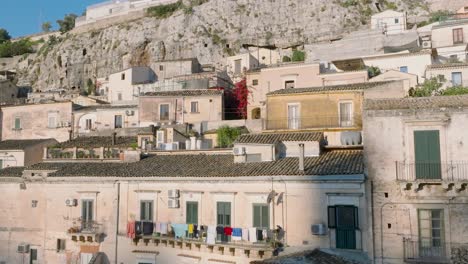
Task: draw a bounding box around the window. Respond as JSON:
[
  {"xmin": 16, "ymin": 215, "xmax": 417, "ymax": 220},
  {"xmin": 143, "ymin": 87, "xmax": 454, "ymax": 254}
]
[
  {"xmin": 190, "ymin": 101, "xmax": 199, "ymax": 113},
  {"xmin": 159, "ymin": 65, "xmax": 164, "ymax": 71},
  {"xmin": 56, "ymin": 239, "xmax": 66, "ymax": 252},
  {"xmin": 121, "ymin": 73, "xmax": 125, "ymax": 80},
  {"xmin": 287, "ymin": 104, "xmax": 300, "ymax": 129},
  {"xmin": 253, "ymin": 204, "xmax": 269, "ymax": 230},
  {"xmin": 234, "ymin": 59, "xmax": 242, "ymax": 75},
  {"xmin": 418, "ymin": 209, "xmax": 445, "ymax": 257},
  {"xmin": 156, "ymin": 130, "xmax": 165, "ymax": 146},
  {"xmin": 453, "ymin": 28, "xmax": 464, "ymax": 44},
  {"xmin": 246, "ymin": 154, "xmax": 262, "ymax": 162},
  {"xmin": 284, "ymin": 80, "xmax": 295, "ymax": 89},
  {"xmin": 14, "ymin": 117, "xmax": 21, "ymax": 130},
  {"xmin": 252, "ymin": 79, "xmax": 259, "ymax": 86},
  {"xmin": 114, "ymin": 115, "xmax": 123, "ymax": 129},
  {"xmin": 451, "ymin": 72, "xmax": 462, "ymax": 86},
  {"xmin": 140, "ymin": 200, "xmax": 153, "ymax": 222},
  {"xmin": 159, "ymin": 104, "xmax": 169, "ymax": 120},
  {"xmin": 217, "ymin": 202, "xmax": 231, "ymax": 242},
  {"xmin": 414, "ymin": 130, "xmax": 441, "ymax": 179},
  {"xmin": 48, "ymin": 112, "xmax": 57, "ymax": 128},
  {"xmin": 328, "ymin": 205, "xmax": 359, "ymax": 249},
  {"xmin": 30, "ymin": 248, "xmax": 37, "ymax": 264},
  {"xmin": 81, "ymin": 200, "xmax": 94, "ymax": 231},
  {"xmin": 85, "ymin": 119, "xmax": 92, "ymax": 130},
  {"xmin": 117, "ymin": 93, "xmax": 122, "ymax": 101},
  {"xmin": 395, "ymin": 18, "xmax": 399, "ymax": 24},
  {"xmin": 399, "ymin": 66, "xmax": 408, "ymax": 73},
  {"xmin": 339, "ymin": 102, "xmax": 353, "ymax": 127},
  {"xmin": 437, "ymin": 75, "xmax": 445, "ymax": 82},
  {"xmin": 186, "ymin": 201, "xmax": 198, "ymax": 225}
]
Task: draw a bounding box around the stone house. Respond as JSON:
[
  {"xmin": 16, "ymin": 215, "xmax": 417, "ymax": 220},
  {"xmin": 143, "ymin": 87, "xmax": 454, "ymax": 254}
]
[
  {"xmin": 150, "ymin": 58, "xmax": 202, "ymax": 81},
  {"xmin": 0, "ymin": 79, "xmax": 20, "ymax": 105},
  {"xmin": 245, "ymin": 63, "xmax": 369, "ymax": 120},
  {"xmin": 371, "ymin": 10, "xmax": 407, "ymax": 35},
  {"xmin": 0, "ymin": 101, "xmax": 73, "ymax": 142},
  {"xmin": 369, "ymin": 69, "xmax": 418, "ymax": 92},
  {"xmin": 108, "ymin": 67, "xmax": 156, "ymax": 104},
  {"xmin": 263, "ymin": 81, "xmax": 406, "ymax": 146},
  {"xmin": 431, "ymin": 18, "xmax": 468, "ymax": 62},
  {"xmin": 0, "ymin": 139, "xmax": 57, "ymax": 168},
  {"xmin": 138, "ymin": 89, "xmax": 224, "ymax": 127},
  {"xmin": 363, "ymin": 95, "xmax": 468, "ymax": 264},
  {"xmin": 425, "ymin": 63, "xmax": 468, "ymax": 88},
  {"xmin": 0, "ymin": 131, "xmax": 368, "ymax": 264},
  {"xmin": 73, "ymin": 104, "xmax": 139, "ymax": 136}
]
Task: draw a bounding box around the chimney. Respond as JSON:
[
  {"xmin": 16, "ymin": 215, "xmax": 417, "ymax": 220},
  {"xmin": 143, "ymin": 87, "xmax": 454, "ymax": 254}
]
[
  {"xmin": 298, "ymin": 143, "xmax": 305, "ymax": 171},
  {"xmin": 112, "ymin": 132, "xmax": 117, "ymax": 146}
]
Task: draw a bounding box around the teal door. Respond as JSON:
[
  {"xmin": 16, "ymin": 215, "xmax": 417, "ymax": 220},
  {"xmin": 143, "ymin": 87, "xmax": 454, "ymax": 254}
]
[
  {"xmin": 414, "ymin": 130, "xmax": 441, "ymax": 179},
  {"xmin": 217, "ymin": 202, "xmax": 231, "ymax": 242},
  {"xmin": 335, "ymin": 206, "xmax": 357, "ymax": 250}
]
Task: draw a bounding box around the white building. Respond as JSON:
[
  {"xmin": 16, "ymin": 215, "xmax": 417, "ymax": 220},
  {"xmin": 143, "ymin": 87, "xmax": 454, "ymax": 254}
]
[
  {"xmin": 371, "ymin": 10, "xmax": 407, "ymax": 35},
  {"xmin": 107, "ymin": 67, "xmax": 156, "ymax": 104}
]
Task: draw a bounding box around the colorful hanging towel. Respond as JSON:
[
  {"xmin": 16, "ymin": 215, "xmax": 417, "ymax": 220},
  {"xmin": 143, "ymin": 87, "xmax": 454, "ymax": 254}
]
[
  {"xmin": 207, "ymin": 225, "xmax": 216, "ymax": 245},
  {"xmin": 232, "ymin": 228, "xmax": 242, "ymax": 241},
  {"xmin": 224, "ymin": 226, "xmax": 233, "ymax": 236},
  {"xmin": 172, "ymin": 224, "xmax": 188, "ymax": 238},
  {"xmin": 242, "ymin": 228, "xmax": 249, "ymax": 241},
  {"xmin": 249, "ymin": 228, "xmax": 257, "ymax": 243},
  {"xmin": 188, "ymin": 224, "xmax": 194, "ymax": 234}
]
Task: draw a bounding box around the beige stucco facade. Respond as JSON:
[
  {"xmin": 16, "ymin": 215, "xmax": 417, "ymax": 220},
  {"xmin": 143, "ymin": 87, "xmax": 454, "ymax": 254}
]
[
  {"xmin": 0, "ymin": 102, "xmax": 73, "ymax": 142},
  {"xmin": 425, "ymin": 64, "xmax": 468, "ymax": 88},
  {"xmin": 369, "ymin": 70, "xmax": 418, "ymax": 92},
  {"xmin": 108, "ymin": 67, "xmax": 156, "ymax": 104},
  {"xmin": 246, "ymin": 63, "xmax": 368, "ymax": 120},
  {"xmin": 139, "ymin": 92, "xmax": 224, "ymax": 127},
  {"xmin": 371, "ymin": 10, "xmax": 407, "ymax": 35},
  {"xmin": 363, "ymin": 98, "xmax": 468, "ymax": 264},
  {"xmin": 0, "ymin": 169, "xmax": 367, "ymax": 264},
  {"xmin": 0, "ymin": 139, "xmax": 57, "ymax": 168}
]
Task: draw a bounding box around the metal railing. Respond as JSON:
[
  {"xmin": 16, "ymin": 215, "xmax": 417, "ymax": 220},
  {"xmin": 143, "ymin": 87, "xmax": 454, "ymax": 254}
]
[
  {"xmin": 396, "ymin": 161, "xmax": 468, "ymax": 182},
  {"xmin": 403, "ymin": 238, "xmax": 449, "ymax": 263},
  {"xmin": 264, "ymin": 115, "xmax": 362, "ymax": 130}
]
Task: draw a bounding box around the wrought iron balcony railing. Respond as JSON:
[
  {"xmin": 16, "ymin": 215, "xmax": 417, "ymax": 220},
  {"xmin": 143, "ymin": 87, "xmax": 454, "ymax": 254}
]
[
  {"xmin": 403, "ymin": 238, "xmax": 450, "ymax": 263},
  {"xmin": 396, "ymin": 161, "xmax": 468, "ymax": 182}
]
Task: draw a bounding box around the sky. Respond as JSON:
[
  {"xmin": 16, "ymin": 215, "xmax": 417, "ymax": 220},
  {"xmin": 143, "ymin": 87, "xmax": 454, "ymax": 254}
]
[{"xmin": 0, "ymin": 0, "xmax": 103, "ymax": 38}]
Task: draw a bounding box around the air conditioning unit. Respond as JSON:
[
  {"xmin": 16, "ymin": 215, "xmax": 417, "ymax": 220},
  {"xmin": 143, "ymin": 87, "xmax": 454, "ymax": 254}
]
[
  {"xmin": 17, "ymin": 243, "xmax": 30, "ymax": 253},
  {"xmin": 422, "ymin": 40, "xmax": 432, "ymax": 49},
  {"xmin": 233, "ymin": 147, "xmax": 246, "ymax": 156},
  {"xmin": 311, "ymin": 224, "xmax": 327, "ymax": 235},
  {"xmin": 65, "ymin": 198, "xmax": 78, "ymax": 207},
  {"xmin": 168, "ymin": 198, "xmax": 180, "ymax": 208},
  {"xmin": 126, "ymin": 110, "xmax": 135, "ymax": 116},
  {"xmin": 168, "ymin": 189, "xmax": 180, "ymax": 198}
]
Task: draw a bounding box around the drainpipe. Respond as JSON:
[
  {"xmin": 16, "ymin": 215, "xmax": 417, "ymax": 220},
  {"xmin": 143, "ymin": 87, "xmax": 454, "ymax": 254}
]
[
  {"xmin": 114, "ymin": 181, "xmax": 121, "ymax": 264},
  {"xmin": 112, "ymin": 132, "xmax": 117, "ymax": 146},
  {"xmin": 298, "ymin": 143, "xmax": 305, "ymax": 171}
]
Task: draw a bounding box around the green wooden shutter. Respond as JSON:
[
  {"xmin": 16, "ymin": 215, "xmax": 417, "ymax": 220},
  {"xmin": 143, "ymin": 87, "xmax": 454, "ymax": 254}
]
[
  {"xmin": 217, "ymin": 202, "xmax": 231, "ymax": 226},
  {"xmin": 15, "ymin": 118, "xmax": 20, "ymax": 129},
  {"xmin": 328, "ymin": 206, "xmax": 336, "ymax": 228},
  {"xmin": 414, "ymin": 130, "xmax": 441, "ymax": 179},
  {"xmin": 253, "ymin": 204, "xmax": 269, "ymax": 229},
  {"xmin": 261, "ymin": 205, "xmax": 269, "ymax": 229},
  {"xmin": 186, "ymin": 202, "xmax": 198, "ymax": 224},
  {"xmin": 253, "ymin": 205, "xmax": 261, "ymax": 228}
]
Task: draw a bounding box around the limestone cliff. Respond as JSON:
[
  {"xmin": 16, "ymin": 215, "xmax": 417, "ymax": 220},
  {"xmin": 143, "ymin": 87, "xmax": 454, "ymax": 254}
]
[{"xmin": 1, "ymin": 0, "xmax": 450, "ymax": 91}]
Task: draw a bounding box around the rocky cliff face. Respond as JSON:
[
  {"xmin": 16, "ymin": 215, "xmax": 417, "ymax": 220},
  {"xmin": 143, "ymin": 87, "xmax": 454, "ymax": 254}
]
[{"xmin": 2, "ymin": 0, "xmax": 447, "ymax": 91}]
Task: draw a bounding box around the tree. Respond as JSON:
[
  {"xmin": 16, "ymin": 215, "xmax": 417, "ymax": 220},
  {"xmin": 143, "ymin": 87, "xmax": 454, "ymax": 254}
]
[
  {"xmin": 57, "ymin": 14, "xmax": 77, "ymax": 33},
  {"xmin": 86, "ymin": 78, "xmax": 95, "ymax": 95},
  {"xmin": 409, "ymin": 77, "xmax": 443, "ymax": 97},
  {"xmin": 0, "ymin": 28, "xmax": 11, "ymax": 44},
  {"xmin": 291, "ymin": 50, "xmax": 306, "ymax": 62},
  {"xmin": 233, "ymin": 78, "xmax": 249, "ymax": 119},
  {"xmin": 216, "ymin": 126, "xmax": 242, "ymax": 148},
  {"xmin": 367, "ymin": 66, "xmax": 381, "ymax": 78},
  {"xmin": 42, "ymin": 22, "xmax": 52, "ymax": 33}
]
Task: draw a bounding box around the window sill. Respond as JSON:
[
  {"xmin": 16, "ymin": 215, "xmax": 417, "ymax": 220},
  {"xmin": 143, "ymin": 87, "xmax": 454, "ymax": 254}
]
[{"xmin": 12, "ymin": 128, "xmax": 22, "ymax": 131}]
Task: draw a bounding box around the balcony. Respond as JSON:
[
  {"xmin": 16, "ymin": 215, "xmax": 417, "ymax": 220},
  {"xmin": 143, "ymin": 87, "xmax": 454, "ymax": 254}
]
[
  {"xmin": 130, "ymin": 222, "xmax": 282, "ymax": 260},
  {"xmin": 403, "ymin": 238, "xmax": 450, "ymax": 263},
  {"xmin": 396, "ymin": 161, "xmax": 468, "ymax": 192},
  {"xmin": 263, "ymin": 115, "xmax": 362, "ymax": 131},
  {"xmin": 68, "ymin": 220, "xmax": 105, "ymax": 244}
]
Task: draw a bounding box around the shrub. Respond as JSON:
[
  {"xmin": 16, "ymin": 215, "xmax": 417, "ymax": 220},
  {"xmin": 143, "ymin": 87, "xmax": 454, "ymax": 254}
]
[
  {"xmin": 440, "ymin": 86, "xmax": 468, "ymax": 96},
  {"xmin": 367, "ymin": 66, "xmax": 381, "ymax": 78},
  {"xmin": 282, "ymin": 56, "xmax": 291, "ymax": 62},
  {"xmin": 0, "ymin": 38, "xmax": 34, "ymax": 58},
  {"xmin": 147, "ymin": 1, "xmax": 183, "ymax": 18},
  {"xmin": 410, "ymin": 77, "xmax": 443, "ymax": 97},
  {"xmin": 217, "ymin": 126, "xmax": 243, "ymax": 148},
  {"xmin": 0, "ymin": 28, "xmax": 11, "ymax": 44},
  {"xmin": 57, "ymin": 14, "xmax": 77, "ymax": 33},
  {"xmin": 291, "ymin": 50, "xmax": 306, "ymax": 62}
]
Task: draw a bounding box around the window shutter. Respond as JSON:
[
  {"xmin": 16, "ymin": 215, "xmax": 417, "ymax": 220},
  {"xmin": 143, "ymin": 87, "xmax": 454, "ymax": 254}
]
[
  {"xmin": 261, "ymin": 205, "xmax": 269, "ymax": 228},
  {"xmin": 354, "ymin": 207, "xmax": 359, "ymax": 230},
  {"xmin": 253, "ymin": 205, "xmax": 261, "ymax": 228},
  {"xmin": 328, "ymin": 206, "xmax": 336, "ymax": 228}
]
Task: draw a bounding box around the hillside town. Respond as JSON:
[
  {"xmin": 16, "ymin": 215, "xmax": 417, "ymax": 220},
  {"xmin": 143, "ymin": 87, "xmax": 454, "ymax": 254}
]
[{"xmin": 1, "ymin": 0, "xmax": 468, "ymax": 264}]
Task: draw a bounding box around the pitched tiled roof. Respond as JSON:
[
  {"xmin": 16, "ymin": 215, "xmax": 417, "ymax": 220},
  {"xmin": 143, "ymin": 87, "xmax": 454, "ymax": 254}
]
[
  {"xmin": 27, "ymin": 149, "xmax": 363, "ymax": 177},
  {"xmin": 0, "ymin": 167, "xmax": 25, "ymax": 177},
  {"xmin": 0, "ymin": 139, "xmax": 56, "ymax": 150},
  {"xmin": 250, "ymin": 249, "xmax": 355, "ymax": 264},
  {"xmin": 426, "ymin": 63, "xmax": 468, "ymax": 70},
  {"xmin": 143, "ymin": 90, "xmax": 223, "ymax": 97},
  {"xmin": 56, "ymin": 136, "xmax": 137, "ymax": 148},
  {"xmin": 267, "ymin": 81, "xmax": 392, "ymax": 96},
  {"xmin": 364, "ymin": 95, "xmax": 468, "ymax": 110},
  {"xmin": 235, "ymin": 132, "xmax": 323, "ymax": 144}
]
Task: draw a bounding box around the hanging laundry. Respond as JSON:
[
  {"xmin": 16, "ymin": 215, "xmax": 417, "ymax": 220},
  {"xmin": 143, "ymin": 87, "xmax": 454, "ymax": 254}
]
[
  {"xmin": 155, "ymin": 222, "xmax": 161, "ymax": 233},
  {"xmin": 172, "ymin": 224, "xmax": 188, "ymax": 238},
  {"xmin": 188, "ymin": 224, "xmax": 194, "ymax": 234},
  {"xmin": 135, "ymin": 221, "xmax": 142, "ymax": 235},
  {"xmin": 142, "ymin": 222, "xmax": 154, "ymax": 235},
  {"xmin": 216, "ymin": 225, "xmax": 224, "ymax": 235},
  {"xmin": 262, "ymin": 229, "xmax": 268, "ymax": 240},
  {"xmin": 126, "ymin": 221, "xmax": 136, "ymax": 239},
  {"xmin": 248, "ymin": 228, "xmax": 257, "ymax": 243},
  {"xmin": 242, "ymin": 228, "xmax": 249, "ymax": 241},
  {"xmin": 193, "ymin": 224, "xmax": 199, "ymax": 238},
  {"xmin": 207, "ymin": 226, "xmax": 216, "ymax": 245},
  {"xmin": 224, "ymin": 226, "xmax": 233, "ymax": 236},
  {"xmin": 232, "ymin": 228, "xmax": 242, "ymax": 241},
  {"xmin": 257, "ymin": 229, "xmax": 263, "ymax": 241},
  {"xmin": 160, "ymin": 222, "xmax": 168, "ymax": 235}
]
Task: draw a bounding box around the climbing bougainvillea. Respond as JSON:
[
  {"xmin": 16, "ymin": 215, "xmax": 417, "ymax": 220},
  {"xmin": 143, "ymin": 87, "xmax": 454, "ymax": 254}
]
[{"xmin": 233, "ymin": 78, "xmax": 249, "ymax": 119}]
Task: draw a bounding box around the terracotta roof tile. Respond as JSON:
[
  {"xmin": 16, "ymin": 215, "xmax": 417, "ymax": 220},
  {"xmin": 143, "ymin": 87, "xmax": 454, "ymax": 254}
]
[
  {"xmin": 426, "ymin": 63, "xmax": 468, "ymax": 70},
  {"xmin": 143, "ymin": 90, "xmax": 223, "ymax": 97},
  {"xmin": 235, "ymin": 132, "xmax": 323, "ymax": 144},
  {"xmin": 267, "ymin": 81, "xmax": 393, "ymax": 96},
  {"xmin": 364, "ymin": 95, "xmax": 468, "ymax": 110},
  {"xmin": 0, "ymin": 139, "xmax": 57, "ymax": 150},
  {"xmin": 56, "ymin": 136, "xmax": 137, "ymax": 148}
]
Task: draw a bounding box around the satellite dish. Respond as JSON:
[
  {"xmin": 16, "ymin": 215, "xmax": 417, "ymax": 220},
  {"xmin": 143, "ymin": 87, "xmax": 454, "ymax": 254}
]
[{"xmin": 267, "ymin": 190, "xmax": 276, "ymax": 204}]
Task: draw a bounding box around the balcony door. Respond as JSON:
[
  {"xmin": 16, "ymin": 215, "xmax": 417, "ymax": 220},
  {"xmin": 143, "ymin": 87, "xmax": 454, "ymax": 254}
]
[
  {"xmin": 217, "ymin": 202, "xmax": 231, "ymax": 242},
  {"xmin": 418, "ymin": 209, "xmax": 445, "ymax": 258},
  {"xmin": 414, "ymin": 130, "xmax": 441, "ymax": 179},
  {"xmin": 451, "ymin": 72, "xmax": 462, "ymax": 86},
  {"xmin": 114, "ymin": 115, "xmax": 123, "ymax": 129},
  {"xmin": 81, "ymin": 200, "xmax": 94, "ymax": 232},
  {"xmin": 287, "ymin": 104, "xmax": 299, "ymax": 129},
  {"xmin": 339, "ymin": 102, "xmax": 353, "ymax": 127}
]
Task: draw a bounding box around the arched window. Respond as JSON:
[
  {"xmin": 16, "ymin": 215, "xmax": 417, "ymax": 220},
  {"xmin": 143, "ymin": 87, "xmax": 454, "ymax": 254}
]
[{"xmin": 251, "ymin": 108, "xmax": 261, "ymax": 119}]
